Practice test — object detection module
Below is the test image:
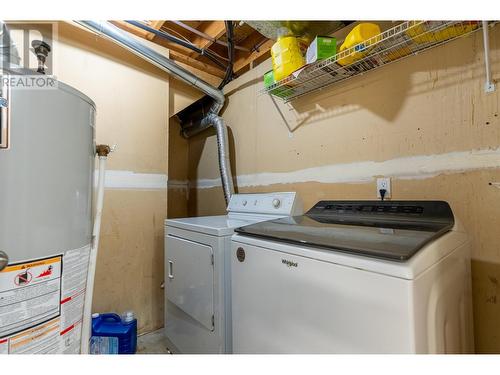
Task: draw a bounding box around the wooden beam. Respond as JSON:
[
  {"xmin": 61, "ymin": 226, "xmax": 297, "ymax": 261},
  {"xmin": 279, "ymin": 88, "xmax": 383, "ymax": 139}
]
[
  {"xmin": 146, "ymin": 20, "xmax": 165, "ymax": 40},
  {"xmin": 169, "ymin": 50, "xmax": 226, "ymax": 78},
  {"xmin": 112, "ymin": 21, "xmax": 194, "ymax": 56},
  {"xmin": 110, "ymin": 20, "xmax": 150, "ymax": 38},
  {"xmin": 111, "ymin": 20, "xmax": 163, "ymax": 41},
  {"xmin": 109, "ymin": 21, "xmax": 226, "ymax": 78},
  {"xmin": 233, "ymin": 39, "xmax": 274, "ymax": 73},
  {"xmin": 149, "ymin": 20, "xmax": 165, "ymax": 29},
  {"xmin": 189, "ymin": 21, "xmax": 226, "ymax": 55}
]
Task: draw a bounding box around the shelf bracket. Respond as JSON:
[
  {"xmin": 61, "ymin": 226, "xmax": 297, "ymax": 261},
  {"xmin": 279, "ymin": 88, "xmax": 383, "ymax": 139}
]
[{"xmin": 482, "ymin": 21, "xmax": 496, "ymax": 93}]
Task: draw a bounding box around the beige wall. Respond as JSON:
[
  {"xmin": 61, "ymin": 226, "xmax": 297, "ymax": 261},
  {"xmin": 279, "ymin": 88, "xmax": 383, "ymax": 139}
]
[
  {"xmin": 182, "ymin": 26, "xmax": 500, "ymax": 352},
  {"xmin": 169, "ymin": 67, "xmax": 221, "ymax": 116},
  {"xmin": 55, "ymin": 22, "xmax": 170, "ymax": 334},
  {"xmin": 168, "ymin": 117, "xmax": 189, "ymax": 219}
]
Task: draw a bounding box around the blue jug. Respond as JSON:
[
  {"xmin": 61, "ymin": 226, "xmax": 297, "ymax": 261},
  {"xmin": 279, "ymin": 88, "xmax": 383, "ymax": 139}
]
[{"xmin": 91, "ymin": 311, "xmax": 137, "ymax": 354}]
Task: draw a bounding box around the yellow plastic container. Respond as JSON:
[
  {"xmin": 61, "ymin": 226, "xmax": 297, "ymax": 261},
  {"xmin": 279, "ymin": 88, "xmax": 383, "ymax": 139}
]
[
  {"xmin": 337, "ymin": 23, "xmax": 381, "ymax": 66},
  {"xmin": 406, "ymin": 21, "xmax": 479, "ymax": 44},
  {"xmin": 271, "ymin": 34, "xmax": 305, "ymax": 81}
]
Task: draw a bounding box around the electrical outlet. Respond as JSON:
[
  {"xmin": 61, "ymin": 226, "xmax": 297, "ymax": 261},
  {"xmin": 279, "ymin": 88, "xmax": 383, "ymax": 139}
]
[{"xmin": 377, "ymin": 178, "xmax": 391, "ymax": 199}]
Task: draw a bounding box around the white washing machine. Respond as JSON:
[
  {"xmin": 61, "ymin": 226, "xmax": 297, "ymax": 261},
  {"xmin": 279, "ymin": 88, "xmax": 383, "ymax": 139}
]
[
  {"xmin": 164, "ymin": 192, "xmax": 302, "ymax": 353},
  {"xmin": 231, "ymin": 200, "xmax": 474, "ymax": 354}
]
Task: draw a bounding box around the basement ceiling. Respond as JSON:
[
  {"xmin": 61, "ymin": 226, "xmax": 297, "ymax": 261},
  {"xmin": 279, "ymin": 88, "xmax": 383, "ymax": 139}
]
[{"xmin": 111, "ymin": 21, "xmax": 351, "ymax": 82}]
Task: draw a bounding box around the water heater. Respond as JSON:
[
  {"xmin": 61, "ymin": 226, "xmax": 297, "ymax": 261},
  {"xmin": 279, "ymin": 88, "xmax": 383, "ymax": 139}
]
[{"xmin": 0, "ymin": 68, "xmax": 95, "ymax": 353}]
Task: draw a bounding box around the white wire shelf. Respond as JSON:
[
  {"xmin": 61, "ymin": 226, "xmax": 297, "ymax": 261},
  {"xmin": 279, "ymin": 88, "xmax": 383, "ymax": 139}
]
[{"xmin": 263, "ymin": 21, "xmax": 490, "ymax": 102}]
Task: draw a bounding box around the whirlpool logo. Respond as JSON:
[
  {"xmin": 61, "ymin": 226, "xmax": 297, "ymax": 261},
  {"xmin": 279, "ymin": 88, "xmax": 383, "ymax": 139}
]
[{"xmin": 281, "ymin": 258, "xmax": 298, "ymax": 268}]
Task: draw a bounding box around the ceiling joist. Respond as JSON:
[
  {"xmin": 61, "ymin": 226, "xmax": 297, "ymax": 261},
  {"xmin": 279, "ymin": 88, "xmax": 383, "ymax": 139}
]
[
  {"xmin": 190, "ymin": 21, "xmax": 227, "ymax": 50},
  {"xmin": 233, "ymin": 31, "xmax": 273, "ymax": 73},
  {"xmin": 111, "ymin": 20, "xmax": 275, "ymax": 80},
  {"xmin": 110, "ymin": 21, "xmax": 227, "ymax": 78},
  {"xmin": 146, "ymin": 20, "xmax": 166, "ymax": 40}
]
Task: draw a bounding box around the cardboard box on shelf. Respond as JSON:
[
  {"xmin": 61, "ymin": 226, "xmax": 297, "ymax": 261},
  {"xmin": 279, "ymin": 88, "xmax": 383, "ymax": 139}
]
[{"xmin": 306, "ymin": 36, "xmax": 337, "ymax": 64}]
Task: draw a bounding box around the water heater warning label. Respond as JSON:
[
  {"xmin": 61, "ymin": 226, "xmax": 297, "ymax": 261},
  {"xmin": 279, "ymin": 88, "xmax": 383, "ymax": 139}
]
[
  {"xmin": 0, "ymin": 245, "xmax": 91, "ymax": 354},
  {"xmin": 0, "ymin": 256, "xmax": 62, "ymax": 338},
  {"xmin": 8, "ymin": 318, "xmax": 61, "ymax": 354}
]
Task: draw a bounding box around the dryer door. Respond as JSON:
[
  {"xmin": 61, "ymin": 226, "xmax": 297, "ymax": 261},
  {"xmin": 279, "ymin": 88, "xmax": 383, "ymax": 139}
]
[{"xmin": 166, "ymin": 235, "xmax": 214, "ymax": 331}]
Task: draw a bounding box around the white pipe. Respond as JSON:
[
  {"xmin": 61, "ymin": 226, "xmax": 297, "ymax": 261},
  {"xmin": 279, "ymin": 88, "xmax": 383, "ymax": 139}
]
[
  {"xmin": 482, "ymin": 21, "xmax": 496, "ymax": 92},
  {"xmin": 81, "ymin": 155, "xmax": 107, "ymax": 354}
]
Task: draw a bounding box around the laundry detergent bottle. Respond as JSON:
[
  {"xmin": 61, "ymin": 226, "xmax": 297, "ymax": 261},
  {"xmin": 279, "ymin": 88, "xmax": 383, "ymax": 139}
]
[
  {"xmin": 271, "ymin": 27, "xmax": 305, "ymax": 81},
  {"xmin": 91, "ymin": 311, "xmax": 137, "ymax": 354}
]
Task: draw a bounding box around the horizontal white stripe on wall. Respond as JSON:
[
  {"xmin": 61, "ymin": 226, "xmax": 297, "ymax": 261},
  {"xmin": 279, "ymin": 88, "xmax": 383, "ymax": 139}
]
[
  {"xmin": 94, "ymin": 170, "xmax": 168, "ymax": 190},
  {"xmin": 194, "ymin": 148, "xmax": 500, "ymax": 189},
  {"xmin": 167, "ymin": 180, "xmax": 190, "ymax": 188}
]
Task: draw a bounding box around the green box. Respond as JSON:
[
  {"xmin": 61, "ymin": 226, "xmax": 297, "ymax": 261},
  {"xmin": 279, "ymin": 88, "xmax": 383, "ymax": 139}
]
[
  {"xmin": 263, "ymin": 70, "xmax": 289, "ymax": 99},
  {"xmin": 306, "ymin": 36, "xmax": 337, "ymax": 64},
  {"xmin": 263, "ymin": 70, "xmax": 275, "ymax": 88}
]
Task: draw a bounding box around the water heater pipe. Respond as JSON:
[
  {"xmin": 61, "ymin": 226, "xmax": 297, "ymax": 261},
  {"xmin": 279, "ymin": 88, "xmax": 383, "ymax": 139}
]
[
  {"xmin": 74, "ymin": 20, "xmax": 234, "ymax": 204},
  {"xmin": 81, "ymin": 145, "xmax": 111, "ymax": 354}
]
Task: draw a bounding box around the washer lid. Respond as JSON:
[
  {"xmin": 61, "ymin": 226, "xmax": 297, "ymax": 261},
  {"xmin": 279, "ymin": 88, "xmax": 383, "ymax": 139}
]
[{"xmin": 235, "ymin": 201, "xmax": 455, "ymax": 261}]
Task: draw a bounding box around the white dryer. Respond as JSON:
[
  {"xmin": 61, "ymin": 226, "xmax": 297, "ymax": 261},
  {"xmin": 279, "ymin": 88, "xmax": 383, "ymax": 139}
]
[
  {"xmin": 231, "ymin": 200, "xmax": 474, "ymax": 353},
  {"xmin": 164, "ymin": 192, "xmax": 302, "ymax": 353}
]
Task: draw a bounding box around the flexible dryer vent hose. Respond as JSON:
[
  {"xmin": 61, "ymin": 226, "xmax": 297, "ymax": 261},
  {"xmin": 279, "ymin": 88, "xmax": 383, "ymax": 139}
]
[{"xmin": 201, "ymin": 113, "xmax": 235, "ymax": 204}]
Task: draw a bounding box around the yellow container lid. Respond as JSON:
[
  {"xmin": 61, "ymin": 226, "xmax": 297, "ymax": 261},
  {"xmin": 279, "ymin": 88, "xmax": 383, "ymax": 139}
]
[{"xmin": 337, "ymin": 23, "xmax": 381, "ymax": 66}]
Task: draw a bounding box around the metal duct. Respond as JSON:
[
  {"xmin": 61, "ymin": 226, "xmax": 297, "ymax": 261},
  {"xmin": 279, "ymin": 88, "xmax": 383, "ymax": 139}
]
[
  {"xmin": 75, "ymin": 20, "xmax": 234, "ymax": 203},
  {"xmin": 202, "ymin": 113, "xmax": 234, "ymax": 204},
  {"xmin": 76, "ymin": 21, "xmax": 225, "ymax": 113}
]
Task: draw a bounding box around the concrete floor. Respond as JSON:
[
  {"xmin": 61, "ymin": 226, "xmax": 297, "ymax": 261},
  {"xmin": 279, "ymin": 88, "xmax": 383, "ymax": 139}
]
[{"xmin": 137, "ymin": 329, "xmax": 170, "ymax": 354}]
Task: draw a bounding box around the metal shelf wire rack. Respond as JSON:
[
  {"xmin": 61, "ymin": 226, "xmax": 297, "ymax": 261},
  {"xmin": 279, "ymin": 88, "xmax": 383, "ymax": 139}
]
[{"xmin": 263, "ymin": 21, "xmax": 490, "ymax": 102}]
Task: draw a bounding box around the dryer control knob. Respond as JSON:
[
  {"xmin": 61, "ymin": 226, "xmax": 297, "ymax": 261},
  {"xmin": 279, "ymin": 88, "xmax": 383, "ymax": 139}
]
[{"xmin": 272, "ymin": 198, "xmax": 281, "ymax": 209}]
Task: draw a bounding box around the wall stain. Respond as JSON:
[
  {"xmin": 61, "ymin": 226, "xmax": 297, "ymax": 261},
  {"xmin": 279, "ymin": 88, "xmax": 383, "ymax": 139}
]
[
  {"xmin": 486, "ymin": 295, "xmax": 497, "ymax": 304},
  {"xmin": 471, "ymin": 96, "xmax": 475, "ymax": 126},
  {"xmin": 488, "ymin": 275, "xmax": 498, "ymax": 285}
]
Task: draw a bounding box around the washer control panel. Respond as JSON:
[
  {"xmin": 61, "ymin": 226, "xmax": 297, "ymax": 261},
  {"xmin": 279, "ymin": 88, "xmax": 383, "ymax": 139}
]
[{"xmin": 227, "ymin": 192, "xmax": 301, "ymax": 216}]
